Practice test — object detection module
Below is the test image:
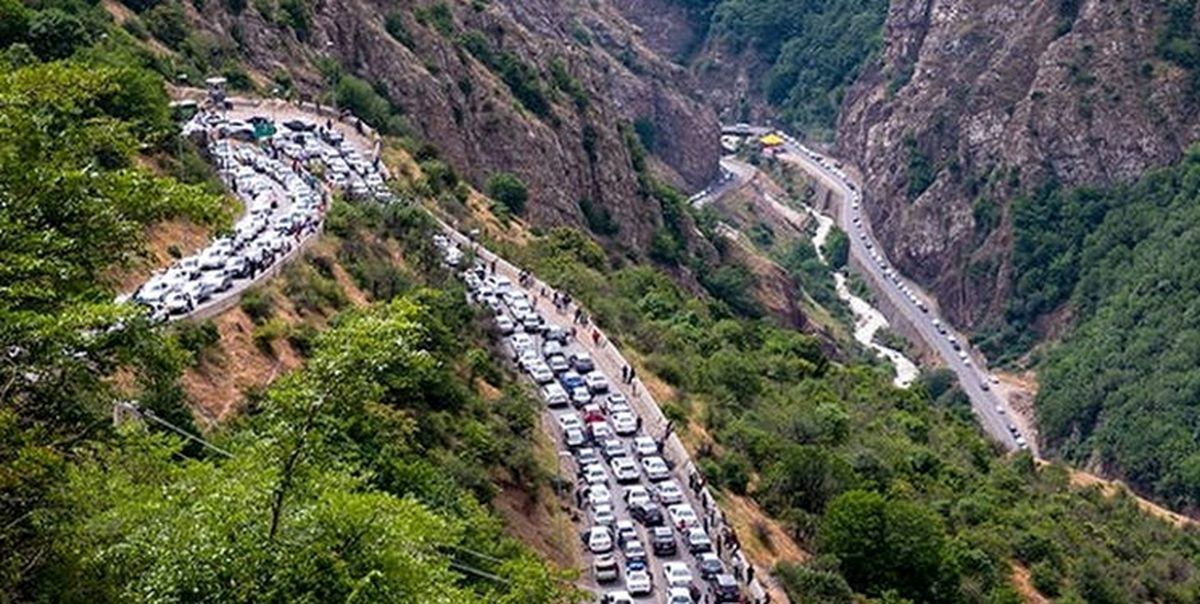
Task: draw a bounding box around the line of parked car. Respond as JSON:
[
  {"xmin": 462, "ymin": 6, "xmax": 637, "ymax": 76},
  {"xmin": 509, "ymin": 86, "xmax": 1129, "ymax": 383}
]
[
  {"xmin": 433, "ymin": 235, "xmax": 744, "ymax": 604},
  {"xmin": 786, "ymin": 135, "xmax": 1029, "ymax": 450},
  {"xmin": 129, "ymin": 111, "xmax": 395, "ymax": 322},
  {"xmin": 130, "ymin": 137, "xmax": 320, "ymax": 320}
]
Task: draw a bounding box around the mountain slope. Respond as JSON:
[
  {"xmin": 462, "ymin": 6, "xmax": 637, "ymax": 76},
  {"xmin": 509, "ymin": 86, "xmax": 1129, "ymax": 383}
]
[
  {"xmin": 179, "ymin": 0, "xmax": 719, "ymax": 256},
  {"xmin": 839, "ymin": 0, "xmax": 1200, "ymax": 332}
]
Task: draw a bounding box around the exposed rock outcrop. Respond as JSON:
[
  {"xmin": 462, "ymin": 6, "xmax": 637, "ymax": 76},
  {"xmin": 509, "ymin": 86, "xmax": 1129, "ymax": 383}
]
[
  {"xmin": 189, "ymin": 0, "xmax": 721, "ymax": 256},
  {"xmin": 839, "ymin": 0, "xmax": 1200, "ymax": 329}
]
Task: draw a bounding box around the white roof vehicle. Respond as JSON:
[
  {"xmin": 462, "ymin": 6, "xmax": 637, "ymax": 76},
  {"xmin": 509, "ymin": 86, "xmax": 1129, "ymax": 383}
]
[
  {"xmin": 612, "ymin": 411, "xmax": 638, "ymax": 436},
  {"xmin": 633, "ymin": 435, "xmax": 658, "ymax": 457},
  {"xmin": 625, "ymin": 569, "xmax": 652, "ymax": 596},
  {"xmin": 624, "ymin": 485, "xmax": 651, "ymax": 507},
  {"xmin": 585, "ymin": 526, "xmax": 613, "ymax": 554},
  {"xmin": 655, "ymin": 480, "xmax": 684, "ymax": 505},
  {"xmin": 667, "ymin": 503, "xmax": 698, "ymax": 528},
  {"xmin": 642, "ymin": 455, "xmax": 671, "ymax": 481},
  {"xmin": 662, "ymin": 562, "xmax": 693, "ymax": 588},
  {"xmin": 541, "ymin": 383, "xmax": 568, "ymax": 408}
]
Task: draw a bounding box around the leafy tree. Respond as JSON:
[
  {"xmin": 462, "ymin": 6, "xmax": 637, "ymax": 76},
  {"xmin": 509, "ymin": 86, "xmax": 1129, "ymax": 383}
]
[
  {"xmin": 487, "ymin": 172, "xmax": 529, "ymax": 215},
  {"xmin": 28, "ymin": 8, "xmax": 87, "ymax": 60},
  {"xmin": 819, "ymin": 490, "xmax": 948, "ymax": 601}
]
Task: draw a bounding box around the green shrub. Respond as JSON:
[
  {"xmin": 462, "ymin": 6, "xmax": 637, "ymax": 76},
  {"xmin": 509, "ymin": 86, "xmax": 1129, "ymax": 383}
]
[
  {"xmin": 286, "ymin": 322, "xmax": 319, "ymax": 356},
  {"xmin": 144, "ymin": 2, "xmax": 189, "ymax": 49},
  {"xmin": 251, "ymin": 317, "xmax": 289, "ymax": 353},
  {"xmin": 240, "ymin": 287, "xmax": 273, "ymax": 323},
  {"xmin": 384, "ymin": 13, "xmax": 412, "ymax": 47},
  {"xmin": 173, "ymin": 319, "xmax": 220, "ymax": 364},
  {"xmin": 578, "ymin": 197, "xmax": 618, "ymax": 236},
  {"xmin": 486, "ymin": 172, "xmax": 528, "ymax": 215}
]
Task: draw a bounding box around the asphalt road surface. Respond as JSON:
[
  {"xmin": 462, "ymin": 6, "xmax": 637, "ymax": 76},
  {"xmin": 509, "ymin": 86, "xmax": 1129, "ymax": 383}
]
[
  {"xmin": 434, "ymin": 235, "xmax": 768, "ymax": 604},
  {"xmin": 715, "ymin": 129, "xmax": 1030, "ymax": 453}
]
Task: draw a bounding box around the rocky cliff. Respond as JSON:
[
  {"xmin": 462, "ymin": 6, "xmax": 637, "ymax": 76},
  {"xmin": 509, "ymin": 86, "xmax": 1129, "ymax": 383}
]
[
  {"xmin": 187, "ymin": 0, "xmax": 720, "ymax": 256},
  {"xmin": 839, "ymin": 0, "xmax": 1200, "ymax": 330}
]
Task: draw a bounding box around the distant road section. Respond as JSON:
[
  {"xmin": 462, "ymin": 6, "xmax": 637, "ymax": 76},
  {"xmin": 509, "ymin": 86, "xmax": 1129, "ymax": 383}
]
[{"xmin": 716, "ymin": 126, "xmax": 1031, "ymax": 453}]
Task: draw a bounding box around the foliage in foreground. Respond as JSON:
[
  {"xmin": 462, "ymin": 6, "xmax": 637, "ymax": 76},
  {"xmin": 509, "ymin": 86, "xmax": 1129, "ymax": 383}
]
[{"xmin": 505, "ymin": 225, "xmax": 1200, "ymax": 603}]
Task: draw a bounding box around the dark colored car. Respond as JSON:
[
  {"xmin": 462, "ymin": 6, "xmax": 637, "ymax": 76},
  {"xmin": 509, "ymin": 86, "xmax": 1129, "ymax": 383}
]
[
  {"xmin": 630, "ymin": 502, "xmax": 665, "ymax": 527},
  {"xmin": 570, "ymin": 352, "xmax": 595, "ymax": 373},
  {"xmin": 710, "ymin": 574, "xmax": 741, "ymax": 603},
  {"xmin": 651, "ymin": 526, "xmax": 677, "ymax": 557}
]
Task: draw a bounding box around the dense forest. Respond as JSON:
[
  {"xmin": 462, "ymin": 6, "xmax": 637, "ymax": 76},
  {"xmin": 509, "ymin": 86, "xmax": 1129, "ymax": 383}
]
[
  {"xmin": 0, "ymin": 3, "xmax": 577, "ymax": 600},
  {"xmin": 999, "ymin": 147, "xmax": 1200, "ymax": 510},
  {"xmin": 487, "ymin": 223, "xmax": 1200, "ymax": 604},
  {"xmin": 674, "ymin": 0, "xmax": 888, "ymax": 137}
]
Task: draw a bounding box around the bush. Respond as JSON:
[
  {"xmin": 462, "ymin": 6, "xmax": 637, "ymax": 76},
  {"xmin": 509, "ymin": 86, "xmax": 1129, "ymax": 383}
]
[
  {"xmin": 384, "ymin": 13, "xmax": 412, "ymax": 47},
  {"xmin": 240, "ymin": 287, "xmax": 273, "ymax": 323},
  {"xmin": 28, "ymin": 8, "xmax": 86, "ymax": 60},
  {"xmin": 173, "ymin": 320, "xmax": 220, "ymax": 364},
  {"xmin": 144, "ymin": 2, "xmax": 189, "ymax": 49},
  {"xmin": 486, "ymin": 172, "xmax": 528, "ymax": 215},
  {"xmin": 578, "ymin": 198, "xmax": 618, "ymax": 235},
  {"xmin": 251, "ymin": 317, "xmax": 289, "ymax": 354},
  {"xmin": 286, "ymin": 322, "xmax": 319, "ymax": 357}
]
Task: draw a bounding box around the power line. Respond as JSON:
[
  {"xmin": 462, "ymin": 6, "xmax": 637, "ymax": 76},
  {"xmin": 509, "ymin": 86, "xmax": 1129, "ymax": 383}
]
[{"xmin": 116, "ymin": 402, "xmax": 234, "ymax": 458}]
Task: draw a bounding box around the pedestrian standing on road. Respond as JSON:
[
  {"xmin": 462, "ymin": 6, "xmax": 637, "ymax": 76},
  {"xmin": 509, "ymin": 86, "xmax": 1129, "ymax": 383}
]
[
  {"xmin": 747, "ymin": 565, "xmax": 755, "ymax": 584},
  {"xmin": 636, "ymin": 416, "xmax": 643, "ymax": 432},
  {"xmin": 631, "ymin": 381, "xmax": 638, "ymax": 396},
  {"xmin": 630, "ymin": 366, "xmax": 637, "ymax": 383}
]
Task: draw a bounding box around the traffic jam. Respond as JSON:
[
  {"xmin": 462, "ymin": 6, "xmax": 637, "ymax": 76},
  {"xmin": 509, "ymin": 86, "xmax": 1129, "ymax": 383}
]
[
  {"xmin": 126, "ymin": 111, "xmax": 392, "ymax": 321},
  {"xmin": 433, "ymin": 236, "xmax": 747, "ymax": 604},
  {"xmin": 779, "ymin": 133, "xmax": 1028, "ymax": 450}
]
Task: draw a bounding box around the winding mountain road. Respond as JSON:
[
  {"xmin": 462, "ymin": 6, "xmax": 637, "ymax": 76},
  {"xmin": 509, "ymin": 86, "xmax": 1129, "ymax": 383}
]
[{"xmin": 713, "ymin": 128, "xmax": 1032, "ymax": 454}]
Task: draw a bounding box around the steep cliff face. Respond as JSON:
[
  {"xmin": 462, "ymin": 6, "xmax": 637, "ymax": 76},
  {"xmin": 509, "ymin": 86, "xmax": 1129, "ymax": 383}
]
[
  {"xmin": 189, "ymin": 0, "xmax": 720, "ymax": 255},
  {"xmin": 839, "ymin": 0, "xmax": 1200, "ymax": 330}
]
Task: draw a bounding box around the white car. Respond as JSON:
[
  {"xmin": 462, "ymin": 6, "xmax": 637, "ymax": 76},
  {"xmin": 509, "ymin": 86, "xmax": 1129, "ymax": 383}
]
[
  {"xmin": 591, "ymin": 503, "xmax": 616, "ymax": 526},
  {"xmin": 667, "ymin": 587, "xmax": 693, "ymax": 604},
  {"xmin": 612, "ymin": 411, "xmax": 638, "ymax": 436},
  {"xmin": 517, "ymin": 349, "xmax": 541, "ymax": 371},
  {"xmin": 542, "ymin": 340, "xmax": 563, "ymax": 358},
  {"xmin": 623, "ymin": 485, "xmax": 651, "ymax": 507},
  {"xmin": 587, "ymin": 483, "xmax": 612, "ymax": 506},
  {"xmin": 656, "ymin": 480, "xmax": 684, "ymax": 505},
  {"xmin": 585, "ymin": 372, "xmax": 610, "ymax": 394},
  {"xmin": 642, "ymin": 456, "xmax": 671, "ymax": 481},
  {"xmin": 528, "ymin": 363, "xmax": 555, "ymax": 384},
  {"xmin": 615, "ymin": 519, "xmax": 638, "ymax": 544},
  {"xmin": 605, "ymin": 393, "xmax": 630, "ymax": 413},
  {"xmin": 564, "ymin": 427, "xmax": 586, "ymax": 448},
  {"xmin": 633, "ymin": 436, "xmax": 658, "ymax": 457},
  {"xmin": 494, "ymin": 314, "xmax": 515, "ymax": 334},
  {"xmin": 602, "ymin": 591, "xmax": 634, "ymax": 604},
  {"xmin": 571, "ymin": 387, "xmax": 592, "ymax": 406},
  {"xmin": 135, "ymin": 278, "xmax": 174, "ymax": 304},
  {"xmin": 586, "ymin": 526, "xmax": 613, "ymax": 554},
  {"xmin": 542, "ymin": 383, "xmax": 569, "ymax": 408},
  {"xmin": 581, "ymin": 464, "xmax": 609, "ymax": 486},
  {"xmin": 662, "ymin": 562, "xmax": 693, "ymax": 588},
  {"xmin": 163, "ymin": 291, "xmax": 193, "ymax": 315},
  {"xmin": 509, "ymin": 333, "xmax": 534, "ymax": 359},
  {"xmin": 557, "ymin": 412, "xmax": 583, "ymax": 432},
  {"xmin": 668, "ymin": 504, "xmax": 698, "ymax": 529},
  {"xmin": 625, "ymin": 569, "xmax": 653, "ymax": 596},
  {"xmin": 611, "ymin": 457, "xmax": 641, "ymax": 483}
]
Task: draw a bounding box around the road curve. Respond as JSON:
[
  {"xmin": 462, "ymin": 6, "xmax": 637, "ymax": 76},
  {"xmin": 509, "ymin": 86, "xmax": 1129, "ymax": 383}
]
[{"xmin": 715, "ymin": 129, "xmax": 1031, "ymax": 454}]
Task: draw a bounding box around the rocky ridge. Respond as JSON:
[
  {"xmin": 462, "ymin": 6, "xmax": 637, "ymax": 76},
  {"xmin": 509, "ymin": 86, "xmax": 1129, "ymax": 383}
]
[{"xmin": 839, "ymin": 0, "xmax": 1200, "ymax": 330}]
